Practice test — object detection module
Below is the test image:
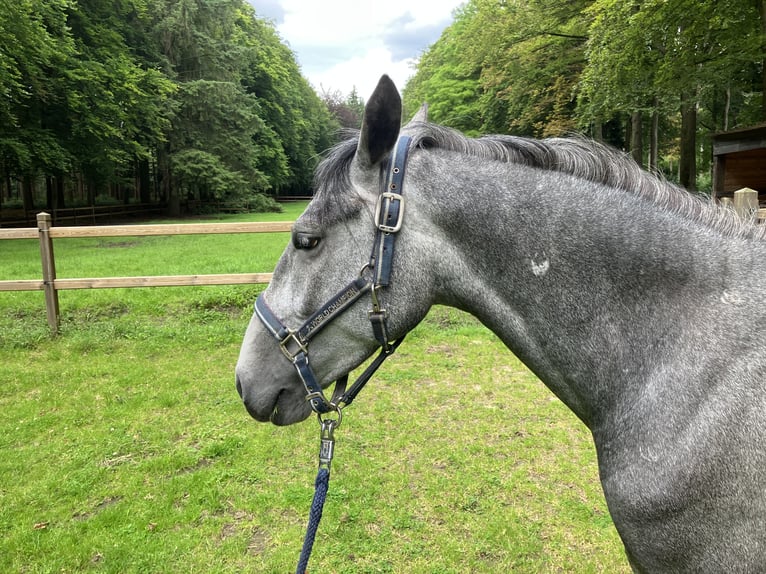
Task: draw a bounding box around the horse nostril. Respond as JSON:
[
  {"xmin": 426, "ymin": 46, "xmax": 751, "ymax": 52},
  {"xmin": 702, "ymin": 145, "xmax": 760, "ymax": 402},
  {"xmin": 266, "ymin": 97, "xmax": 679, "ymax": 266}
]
[{"xmin": 235, "ymin": 375, "xmax": 243, "ymax": 399}]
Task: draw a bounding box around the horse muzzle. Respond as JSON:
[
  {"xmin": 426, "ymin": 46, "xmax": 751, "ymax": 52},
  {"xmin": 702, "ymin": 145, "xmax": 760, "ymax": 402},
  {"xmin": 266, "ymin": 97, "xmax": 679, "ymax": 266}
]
[{"xmin": 235, "ymin": 368, "xmax": 313, "ymax": 426}]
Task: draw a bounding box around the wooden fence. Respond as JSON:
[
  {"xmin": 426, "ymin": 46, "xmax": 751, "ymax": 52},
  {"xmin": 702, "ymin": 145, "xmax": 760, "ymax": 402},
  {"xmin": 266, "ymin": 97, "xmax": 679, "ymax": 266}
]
[{"xmin": 0, "ymin": 212, "xmax": 291, "ymax": 333}]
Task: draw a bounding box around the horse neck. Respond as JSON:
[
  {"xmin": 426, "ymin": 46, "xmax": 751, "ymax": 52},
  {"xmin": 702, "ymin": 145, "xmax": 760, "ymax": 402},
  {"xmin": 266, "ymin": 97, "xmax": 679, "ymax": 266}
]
[{"xmin": 418, "ymin": 152, "xmax": 765, "ymax": 428}]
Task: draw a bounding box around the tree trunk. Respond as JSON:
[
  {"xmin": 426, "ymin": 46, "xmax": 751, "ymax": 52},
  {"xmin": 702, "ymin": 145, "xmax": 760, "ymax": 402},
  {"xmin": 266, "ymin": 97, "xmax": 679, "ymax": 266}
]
[
  {"xmin": 631, "ymin": 111, "xmax": 643, "ymax": 167},
  {"xmin": 55, "ymin": 175, "xmax": 65, "ymax": 209},
  {"xmin": 46, "ymin": 176, "xmax": 54, "ymax": 210},
  {"xmin": 22, "ymin": 175, "xmax": 35, "ymax": 212},
  {"xmin": 649, "ymin": 108, "xmax": 659, "ymax": 172},
  {"xmin": 4, "ymin": 174, "xmax": 11, "ymax": 203},
  {"xmin": 138, "ymin": 159, "xmax": 152, "ymax": 203},
  {"xmin": 158, "ymin": 145, "xmax": 179, "ymax": 217},
  {"xmin": 87, "ymin": 180, "xmax": 96, "ymax": 206},
  {"xmin": 592, "ymin": 121, "xmax": 603, "ymax": 142},
  {"xmin": 679, "ymin": 93, "xmax": 697, "ymax": 191},
  {"xmin": 759, "ymin": 0, "xmax": 766, "ymax": 120}
]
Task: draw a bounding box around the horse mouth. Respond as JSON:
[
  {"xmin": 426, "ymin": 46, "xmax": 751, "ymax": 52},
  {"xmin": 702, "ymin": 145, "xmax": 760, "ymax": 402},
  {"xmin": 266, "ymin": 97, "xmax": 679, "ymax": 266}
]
[
  {"xmin": 268, "ymin": 391, "xmax": 291, "ymax": 425},
  {"xmin": 268, "ymin": 391, "xmax": 313, "ymax": 425},
  {"xmin": 236, "ymin": 376, "xmax": 312, "ymax": 426}
]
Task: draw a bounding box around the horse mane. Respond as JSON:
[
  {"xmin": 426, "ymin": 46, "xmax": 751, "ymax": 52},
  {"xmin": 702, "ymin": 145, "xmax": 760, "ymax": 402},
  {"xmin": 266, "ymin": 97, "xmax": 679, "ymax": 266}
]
[{"xmin": 313, "ymin": 123, "xmax": 763, "ymax": 240}]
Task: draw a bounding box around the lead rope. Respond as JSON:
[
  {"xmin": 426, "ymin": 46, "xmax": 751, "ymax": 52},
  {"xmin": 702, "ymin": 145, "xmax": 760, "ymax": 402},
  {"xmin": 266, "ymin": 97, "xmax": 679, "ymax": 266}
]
[
  {"xmin": 285, "ymin": 135, "xmax": 411, "ymax": 572},
  {"xmin": 295, "ymin": 414, "xmax": 339, "ymax": 574}
]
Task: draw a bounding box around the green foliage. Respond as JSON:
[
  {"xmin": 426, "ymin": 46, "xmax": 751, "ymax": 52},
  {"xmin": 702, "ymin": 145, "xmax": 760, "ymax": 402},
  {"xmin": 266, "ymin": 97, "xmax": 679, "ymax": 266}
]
[
  {"xmin": 170, "ymin": 149, "xmax": 251, "ymax": 200},
  {"xmin": 404, "ymin": 0, "xmax": 589, "ymax": 138},
  {"xmin": 239, "ymin": 14, "xmax": 338, "ymax": 194},
  {"xmin": 404, "ymin": 6, "xmax": 482, "ymax": 134},
  {"xmin": 579, "ymin": 0, "xmax": 763, "ymax": 124},
  {"xmin": 0, "ymin": 0, "xmax": 337, "ymax": 213},
  {"xmin": 0, "ymin": 0, "xmax": 75, "ymax": 175},
  {"xmin": 169, "ymin": 81, "xmax": 272, "ymax": 195},
  {"xmin": 404, "ymin": 0, "xmax": 765, "ymax": 181}
]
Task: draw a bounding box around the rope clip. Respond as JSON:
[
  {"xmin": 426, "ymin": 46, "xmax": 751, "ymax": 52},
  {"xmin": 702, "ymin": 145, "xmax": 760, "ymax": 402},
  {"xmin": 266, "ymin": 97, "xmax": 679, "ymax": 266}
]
[{"xmin": 317, "ymin": 411, "xmax": 341, "ymax": 471}]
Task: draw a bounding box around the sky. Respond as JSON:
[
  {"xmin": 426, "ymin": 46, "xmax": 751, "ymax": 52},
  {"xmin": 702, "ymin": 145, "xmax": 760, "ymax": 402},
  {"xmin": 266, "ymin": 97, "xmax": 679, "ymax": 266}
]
[{"xmin": 247, "ymin": 0, "xmax": 465, "ymax": 100}]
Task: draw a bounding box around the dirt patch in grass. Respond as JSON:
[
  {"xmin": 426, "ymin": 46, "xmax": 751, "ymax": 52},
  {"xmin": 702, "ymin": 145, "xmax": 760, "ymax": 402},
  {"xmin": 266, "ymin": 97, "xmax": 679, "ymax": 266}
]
[
  {"xmin": 216, "ymin": 510, "xmax": 270, "ymax": 556},
  {"xmin": 426, "ymin": 343, "xmax": 456, "ymax": 357},
  {"xmin": 66, "ymin": 302, "xmax": 131, "ymax": 322},
  {"xmin": 247, "ymin": 527, "xmax": 270, "ymax": 555},
  {"xmin": 175, "ymin": 457, "xmax": 212, "ymax": 475},
  {"xmin": 100, "ymin": 453, "xmax": 135, "ymax": 468},
  {"xmin": 96, "ymin": 240, "xmax": 142, "ymax": 249},
  {"xmin": 73, "ymin": 495, "xmax": 123, "ymax": 521}
]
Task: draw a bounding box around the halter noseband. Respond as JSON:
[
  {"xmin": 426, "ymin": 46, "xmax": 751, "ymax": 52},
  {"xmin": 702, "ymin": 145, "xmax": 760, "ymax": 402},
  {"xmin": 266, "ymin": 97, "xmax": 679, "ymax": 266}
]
[{"xmin": 254, "ymin": 135, "xmax": 412, "ymax": 417}]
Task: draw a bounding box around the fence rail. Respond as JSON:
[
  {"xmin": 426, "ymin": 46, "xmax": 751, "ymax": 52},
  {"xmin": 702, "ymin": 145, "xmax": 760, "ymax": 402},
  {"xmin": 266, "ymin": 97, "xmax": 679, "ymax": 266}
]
[{"xmin": 0, "ymin": 212, "xmax": 290, "ymax": 333}]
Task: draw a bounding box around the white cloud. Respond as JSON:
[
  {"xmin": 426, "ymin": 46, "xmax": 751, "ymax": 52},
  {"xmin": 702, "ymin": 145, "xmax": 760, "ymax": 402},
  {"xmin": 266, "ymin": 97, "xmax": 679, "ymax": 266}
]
[
  {"xmin": 262, "ymin": 0, "xmax": 465, "ymax": 99},
  {"xmin": 306, "ymin": 48, "xmax": 417, "ymax": 100}
]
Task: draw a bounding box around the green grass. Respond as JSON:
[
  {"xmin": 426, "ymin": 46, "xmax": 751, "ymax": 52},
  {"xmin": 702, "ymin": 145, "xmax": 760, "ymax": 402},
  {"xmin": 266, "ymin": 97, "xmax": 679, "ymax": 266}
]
[{"xmin": 0, "ymin": 203, "xmax": 628, "ymax": 573}]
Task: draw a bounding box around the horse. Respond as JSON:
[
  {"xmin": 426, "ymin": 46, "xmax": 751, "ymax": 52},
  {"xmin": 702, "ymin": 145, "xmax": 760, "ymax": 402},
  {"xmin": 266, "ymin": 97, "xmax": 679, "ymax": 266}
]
[{"xmin": 235, "ymin": 75, "xmax": 766, "ymax": 572}]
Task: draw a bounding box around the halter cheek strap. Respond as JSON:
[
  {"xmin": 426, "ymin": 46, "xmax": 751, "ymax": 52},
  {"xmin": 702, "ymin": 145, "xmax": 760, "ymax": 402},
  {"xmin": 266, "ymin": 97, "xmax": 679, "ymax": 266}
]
[{"xmin": 254, "ymin": 135, "xmax": 412, "ymax": 416}]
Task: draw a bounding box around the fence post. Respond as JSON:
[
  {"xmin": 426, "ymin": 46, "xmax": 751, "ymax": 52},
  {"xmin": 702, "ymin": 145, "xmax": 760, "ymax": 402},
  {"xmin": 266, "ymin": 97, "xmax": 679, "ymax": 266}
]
[
  {"xmin": 733, "ymin": 187, "xmax": 758, "ymax": 221},
  {"xmin": 37, "ymin": 212, "xmax": 60, "ymax": 333}
]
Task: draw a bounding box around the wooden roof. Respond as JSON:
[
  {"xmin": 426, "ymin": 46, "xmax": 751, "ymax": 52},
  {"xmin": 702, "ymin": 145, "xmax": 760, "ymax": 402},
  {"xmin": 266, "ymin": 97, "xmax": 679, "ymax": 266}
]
[
  {"xmin": 712, "ymin": 123, "xmax": 766, "ymax": 156},
  {"xmin": 711, "ymin": 124, "xmax": 766, "ymax": 198}
]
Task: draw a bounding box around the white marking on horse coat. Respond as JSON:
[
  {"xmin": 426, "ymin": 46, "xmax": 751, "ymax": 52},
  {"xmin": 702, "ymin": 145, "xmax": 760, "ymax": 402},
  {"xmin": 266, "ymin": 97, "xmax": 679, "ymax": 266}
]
[
  {"xmin": 531, "ymin": 257, "xmax": 550, "ymax": 277},
  {"xmin": 721, "ymin": 290, "xmax": 744, "ymax": 305}
]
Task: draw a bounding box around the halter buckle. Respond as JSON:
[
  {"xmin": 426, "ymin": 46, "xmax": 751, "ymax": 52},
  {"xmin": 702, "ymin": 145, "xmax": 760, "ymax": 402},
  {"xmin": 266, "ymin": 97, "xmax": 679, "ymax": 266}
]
[
  {"xmin": 374, "ymin": 192, "xmax": 405, "ymax": 233},
  {"xmin": 279, "ymin": 330, "xmax": 308, "ymax": 362}
]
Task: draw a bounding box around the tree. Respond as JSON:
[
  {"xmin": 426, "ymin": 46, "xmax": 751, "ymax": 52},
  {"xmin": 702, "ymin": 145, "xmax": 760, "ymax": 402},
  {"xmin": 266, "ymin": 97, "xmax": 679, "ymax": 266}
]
[
  {"xmin": 407, "ymin": 0, "xmax": 764, "ymax": 191},
  {"xmin": 0, "ymin": 0, "xmax": 74, "ymax": 208},
  {"xmin": 404, "ymin": 0, "xmax": 589, "ymax": 138},
  {"xmin": 238, "ymin": 10, "xmax": 337, "ymax": 195},
  {"xmin": 579, "ymin": 0, "xmax": 764, "ymax": 188},
  {"xmin": 0, "ymin": 0, "xmax": 356, "ymax": 218},
  {"xmin": 403, "ymin": 3, "xmax": 482, "ymax": 134},
  {"xmin": 320, "ymin": 88, "xmax": 364, "ymax": 129}
]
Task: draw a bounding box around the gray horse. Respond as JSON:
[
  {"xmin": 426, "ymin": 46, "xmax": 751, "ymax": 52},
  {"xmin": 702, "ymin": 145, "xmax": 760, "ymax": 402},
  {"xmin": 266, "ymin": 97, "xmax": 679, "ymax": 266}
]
[{"xmin": 236, "ymin": 75, "xmax": 766, "ymax": 572}]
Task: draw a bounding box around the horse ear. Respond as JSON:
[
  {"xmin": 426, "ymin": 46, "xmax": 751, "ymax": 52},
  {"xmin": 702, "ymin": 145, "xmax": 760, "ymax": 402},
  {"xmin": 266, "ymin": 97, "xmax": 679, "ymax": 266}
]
[
  {"xmin": 356, "ymin": 75, "xmax": 402, "ymax": 168},
  {"xmin": 408, "ymin": 103, "xmax": 428, "ymax": 124}
]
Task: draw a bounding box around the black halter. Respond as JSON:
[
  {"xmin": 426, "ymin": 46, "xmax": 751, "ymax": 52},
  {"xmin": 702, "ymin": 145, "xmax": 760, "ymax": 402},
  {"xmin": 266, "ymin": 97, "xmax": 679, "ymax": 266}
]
[{"xmin": 254, "ymin": 135, "xmax": 412, "ymax": 417}]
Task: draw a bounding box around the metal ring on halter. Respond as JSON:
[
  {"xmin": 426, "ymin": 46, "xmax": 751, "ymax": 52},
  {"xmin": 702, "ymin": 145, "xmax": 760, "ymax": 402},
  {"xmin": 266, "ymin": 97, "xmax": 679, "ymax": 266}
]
[
  {"xmin": 359, "ymin": 262, "xmax": 374, "ymax": 281},
  {"xmin": 316, "ymin": 404, "xmax": 343, "ymax": 428}
]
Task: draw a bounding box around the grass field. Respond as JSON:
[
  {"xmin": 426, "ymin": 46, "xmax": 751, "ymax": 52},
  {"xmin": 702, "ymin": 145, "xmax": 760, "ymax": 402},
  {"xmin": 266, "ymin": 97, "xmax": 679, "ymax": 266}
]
[{"xmin": 0, "ymin": 203, "xmax": 629, "ymax": 573}]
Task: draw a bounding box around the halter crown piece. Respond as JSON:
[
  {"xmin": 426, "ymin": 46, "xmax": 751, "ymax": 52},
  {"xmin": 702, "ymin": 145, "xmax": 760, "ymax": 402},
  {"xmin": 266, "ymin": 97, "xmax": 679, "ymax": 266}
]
[{"xmin": 254, "ymin": 134, "xmax": 412, "ymax": 419}]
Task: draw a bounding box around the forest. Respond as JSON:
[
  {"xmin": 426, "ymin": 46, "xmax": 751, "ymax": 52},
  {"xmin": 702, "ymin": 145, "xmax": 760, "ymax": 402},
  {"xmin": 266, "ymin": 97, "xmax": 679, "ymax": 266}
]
[
  {"xmin": 0, "ymin": 0, "xmax": 341, "ymax": 217},
  {"xmin": 1, "ymin": 0, "xmax": 764, "ymax": 219},
  {"xmin": 403, "ymin": 0, "xmax": 766, "ymax": 191}
]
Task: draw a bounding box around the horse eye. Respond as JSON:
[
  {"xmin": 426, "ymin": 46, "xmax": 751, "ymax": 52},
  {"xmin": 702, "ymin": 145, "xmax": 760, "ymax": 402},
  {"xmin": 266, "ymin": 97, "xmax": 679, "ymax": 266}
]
[{"xmin": 293, "ymin": 232, "xmax": 321, "ymax": 250}]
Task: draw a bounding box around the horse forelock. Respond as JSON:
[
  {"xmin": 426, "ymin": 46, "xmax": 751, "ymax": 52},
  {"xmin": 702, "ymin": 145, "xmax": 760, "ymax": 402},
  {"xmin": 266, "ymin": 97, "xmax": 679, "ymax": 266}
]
[
  {"xmin": 308, "ymin": 132, "xmax": 368, "ymax": 225},
  {"xmin": 310, "ymin": 122, "xmax": 763, "ymax": 240}
]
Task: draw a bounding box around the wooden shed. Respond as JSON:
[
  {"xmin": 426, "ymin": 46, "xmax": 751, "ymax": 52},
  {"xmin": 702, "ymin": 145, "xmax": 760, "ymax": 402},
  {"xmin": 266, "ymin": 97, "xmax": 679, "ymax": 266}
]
[{"xmin": 712, "ymin": 123, "xmax": 766, "ymax": 203}]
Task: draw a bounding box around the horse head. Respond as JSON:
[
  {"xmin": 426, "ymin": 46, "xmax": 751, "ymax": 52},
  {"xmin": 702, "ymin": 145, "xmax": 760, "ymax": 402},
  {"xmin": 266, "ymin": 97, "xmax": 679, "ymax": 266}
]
[{"xmin": 235, "ymin": 75, "xmax": 433, "ymax": 425}]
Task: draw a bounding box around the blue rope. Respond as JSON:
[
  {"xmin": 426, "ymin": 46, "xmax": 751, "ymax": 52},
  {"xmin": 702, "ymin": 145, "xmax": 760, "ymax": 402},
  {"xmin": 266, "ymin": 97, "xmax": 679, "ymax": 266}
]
[{"xmin": 295, "ymin": 467, "xmax": 330, "ymax": 574}]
